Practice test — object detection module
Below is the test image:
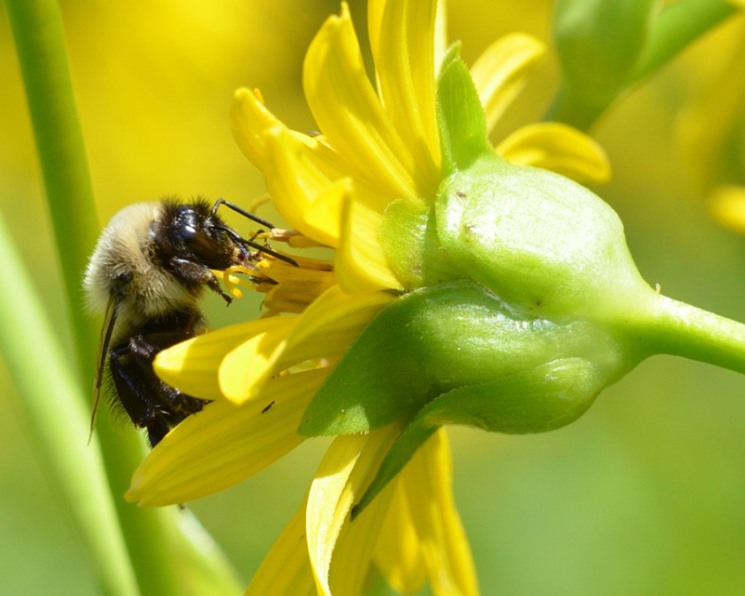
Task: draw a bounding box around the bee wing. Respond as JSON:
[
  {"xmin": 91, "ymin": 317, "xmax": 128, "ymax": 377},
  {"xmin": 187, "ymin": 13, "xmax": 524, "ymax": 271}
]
[{"xmin": 89, "ymin": 294, "xmax": 118, "ymax": 443}]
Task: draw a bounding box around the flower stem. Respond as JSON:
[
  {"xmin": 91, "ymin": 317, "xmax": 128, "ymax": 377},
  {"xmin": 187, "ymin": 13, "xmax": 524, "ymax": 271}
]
[{"xmin": 634, "ymin": 293, "xmax": 745, "ymax": 376}]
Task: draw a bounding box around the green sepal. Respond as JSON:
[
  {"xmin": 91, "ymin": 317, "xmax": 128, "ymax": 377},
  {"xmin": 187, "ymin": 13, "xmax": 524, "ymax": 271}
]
[
  {"xmin": 298, "ymin": 280, "xmax": 633, "ymax": 438},
  {"xmin": 353, "ymin": 357, "xmax": 607, "ymax": 516},
  {"xmin": 378, "ymin": 51, "xmax": 493, "ymax": 290},
  {"xmin": 379, "ymin": 197, "xmax": 460, "ymax": 290},
  {"xmin": 437, "ymin": 54, "xmax": 494, "ymax": 176}
]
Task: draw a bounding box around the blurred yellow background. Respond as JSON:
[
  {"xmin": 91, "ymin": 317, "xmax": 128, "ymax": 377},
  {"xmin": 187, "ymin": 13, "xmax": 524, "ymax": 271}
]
[{"xmin": 2, "ymin": 1, "xmax": 745, "ymax": 594}]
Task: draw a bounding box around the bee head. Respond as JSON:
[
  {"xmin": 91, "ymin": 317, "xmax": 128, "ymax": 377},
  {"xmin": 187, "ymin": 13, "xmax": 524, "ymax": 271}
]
[{"xmin": 157, "ymin": 199, "xmax": 247, "ymax": 269}]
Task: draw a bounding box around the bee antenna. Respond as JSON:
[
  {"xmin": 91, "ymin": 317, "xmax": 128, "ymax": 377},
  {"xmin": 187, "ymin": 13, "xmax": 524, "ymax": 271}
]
[
  {"xmin": 211, "ymin": 198, "xmax": 276, "ymax": 229},
  {"xmin": 216, "ymin": 224, "xmax": 299, "ymax": 267}
]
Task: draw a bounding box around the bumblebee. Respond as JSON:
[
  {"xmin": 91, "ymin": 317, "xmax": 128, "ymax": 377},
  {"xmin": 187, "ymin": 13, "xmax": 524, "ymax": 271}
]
[{"xmin": 84, "ymin": 197, "xmax": 294, "ymax": 445}]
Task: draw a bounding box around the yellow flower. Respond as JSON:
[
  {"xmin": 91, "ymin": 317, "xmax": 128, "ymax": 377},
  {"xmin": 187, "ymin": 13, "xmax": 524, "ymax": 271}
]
[{"xmin": 126, "ymin": 1, "xmax": 610, "ymax": 592}]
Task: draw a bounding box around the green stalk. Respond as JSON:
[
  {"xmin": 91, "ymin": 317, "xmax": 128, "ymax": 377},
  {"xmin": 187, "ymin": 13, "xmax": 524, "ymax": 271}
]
[
  {"xmin": 0, "ymin": 213, "xmax": 138, "ymax": 596},
  {"xmin": 634, "ymin": 294, "xmax": 745, "ymax": 376},
  {"xmin": 4, "ymin": 0, "xmax": 241, "ymax": 594},
  {"xmin": 3, "ymin": 0, "xmax": 100, "ymax": 354}
]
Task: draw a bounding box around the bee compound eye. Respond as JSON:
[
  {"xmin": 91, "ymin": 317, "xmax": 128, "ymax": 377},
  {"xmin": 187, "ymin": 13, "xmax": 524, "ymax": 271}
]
[{"xmin": 172, "ymin": 223, "xmax": 198, "ymax": 245}]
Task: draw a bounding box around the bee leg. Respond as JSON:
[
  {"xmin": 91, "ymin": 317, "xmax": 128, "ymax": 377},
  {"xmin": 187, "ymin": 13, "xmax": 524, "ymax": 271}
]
[
  {"xmin": 109, "ymin": 343, "xmax": 164, "ymax": 440},
  {"xmin": 169, "ymin": 257, "xmax": 233, "ymax": 304},
  {"xmin": 205, "ymin": 274, "xmax": 232, "ymax": 305},
  {"xmin": 145, "ymin": 418, "xmax": 171, "ymax": 448},
  {"xmin": 109, "ymin": 334, "xmax": 208, "ymax": 447}
]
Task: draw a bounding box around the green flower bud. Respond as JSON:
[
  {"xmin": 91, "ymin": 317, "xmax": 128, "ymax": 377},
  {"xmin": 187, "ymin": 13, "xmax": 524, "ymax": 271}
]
[{"xmin": 552, "ymin": 0, "xmax": 656, "ymax": 128}]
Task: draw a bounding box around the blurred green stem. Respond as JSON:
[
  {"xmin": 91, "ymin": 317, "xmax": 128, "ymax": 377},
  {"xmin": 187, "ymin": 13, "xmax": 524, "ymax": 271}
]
[
  {"xmin": 632, "ymin": 0, "xmax": 738, "ymax": 82},
  {"xmin": 4, "ymin": 0, "xmax": 240, "ymax": 594},
  {"xmin": 3, "ymin": 0, "xmax": 100, "ymax": 355},
  {"xmin": 0, "ymin": 214, "xmax": 139, "ymax": 596}
]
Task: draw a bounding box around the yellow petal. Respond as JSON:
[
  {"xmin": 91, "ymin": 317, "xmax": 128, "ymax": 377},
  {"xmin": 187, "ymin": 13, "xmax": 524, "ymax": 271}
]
[
  {"xmin": 470, "ymin": 33, "xmax": 545, "ymax": 134},
  {"xmin": 126, "ymin": 369, "xmax": 327, "ymax": 506},
  {"xmin": 269, "ymin": 130, "xmax": 393, "ymax": 218},
  {"xmin": 154, "ymin": 317, "xmax": 293, "ymax": 399},
  {"xmin": 328, "ymin": 477, "xmax": 395, "ymax": 595},
  {"xmin": 246, "ymin": 501, "xmax": 316, "ymax": 596},
  {"xmin": 231, "ymin": 87, "xmax": 282, "ymax": 169},
  {"xmin": 373, "ymin": 480, "xmax": 427, "ymax": 593},
  {"xmin": 232, "ymin": 92, "xmax": 348, "ymax": 244},
  {"xmin": 709, "ymin": 184, "xmax": 745, "ymax": 234},
  {"xmin": 306, "ymin": 427, "xmax": 400, "ymax": 595},
  {"xmin": 304, "ymin": 4, "xmax": 418, "ymax": 199},
  {"xmin": 370, "ymin": 0, "xmax": 448, "ymax": 70},
  {"xmin": 336, "ymin": 192, "xmax": 403, "ymax": 293},
  {"xmin": 232, "ymin": 90, "xmax": 337, "ymax": 176},
  {"xmin": 497, "ymin": 121, "xmax": 611, "ymax": 184},
  {"xmin": 352, "ymin": 171, "xmax": 399, "ymax": 213},
  {"xmin": 277, "ymin": 285, "xmax": 395, "ymax": 368},
  {"xmin": 368, "ymin": 0, "xmax": 440, "ymax": 193},
  {"xmin": 367, "ymin": 0, "xmax": 384, "ymax": 59},
  {"xmin": 261, "ymin": 256, "xmax": 337, "ymax": 316},
  {"xmin": 401, "ymin": 430, "xmax": 479, "ymax": 595},
  {"xmin": 264, "ymin": 129, "xmax": 345, "ymax": 246},
  {"xmin": 434, "ymin": 0, "xmax": 447, "ymax": 68},
  {"xmin": 222, "ymin": 286, "xmax": 393, "ymax": 403},
  {"xmin": 219, "ymin": 317, "xmax": 296, "ymax": 403}
]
